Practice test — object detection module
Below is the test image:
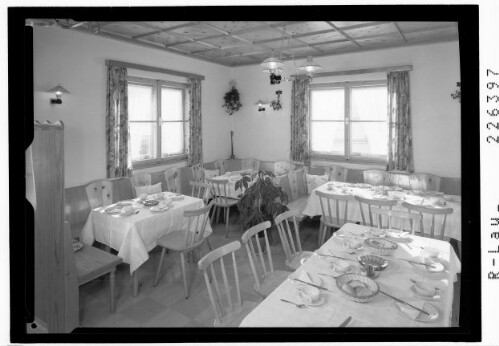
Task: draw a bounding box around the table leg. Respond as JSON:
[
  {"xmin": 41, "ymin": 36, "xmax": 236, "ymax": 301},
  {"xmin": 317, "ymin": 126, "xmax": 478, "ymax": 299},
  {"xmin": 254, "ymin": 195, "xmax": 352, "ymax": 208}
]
[
  {"xmin": 110, "ymin": 268, "xmax": 116, "ymax": 312},
  {"xmin": 131, "ymin": 270, "xmax": 139, "ymax": 297}
]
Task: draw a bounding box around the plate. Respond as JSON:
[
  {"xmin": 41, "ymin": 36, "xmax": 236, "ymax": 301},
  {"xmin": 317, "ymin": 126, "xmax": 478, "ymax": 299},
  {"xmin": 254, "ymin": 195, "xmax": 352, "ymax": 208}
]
[
  {"xmin": 355, "ymin": 183, "xmax": 371, "ymax": 188},
  {"xmin": 72, "ymin": 240, "xmax": 83, "ymax": 252},
  {"xmin": 120, "ymin": 210, "xmax": 135, "ymax": 216},
  {"xmin": 172, "ymin": 195, "xmax": 184, "ymax": 201},
  {"xmin": 150, "ymin": 205, "xmax": 171, "ymax": 212},
  {"xmin": 392, "ymin": 300, "xmax": 439, "ymax": 322},
  {"xmin": 410, "ymin": 285, "xmax": 441, "ymax": 301},
  {"xmin": 298, "ymin": 292, "xmax": 326, "ymax": 306},
  {"xmin": 106, "ymin": 208, "xmax": 122, "ymax": 214},
  {"xmin": 385, "ymin": 229, "xmax": 410, "ymax": 238},
  {"xmin": 410, "ymin": 257, "xmax": 445, "ymax": 273},
  {"xmin": 117, "ymin": 200, "xmax": 134, "ymax": 206}
]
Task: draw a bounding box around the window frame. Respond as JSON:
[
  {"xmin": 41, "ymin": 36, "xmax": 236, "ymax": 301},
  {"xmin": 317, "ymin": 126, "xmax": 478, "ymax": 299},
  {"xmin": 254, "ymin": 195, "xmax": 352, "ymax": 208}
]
[
  {"xmin": 309, "ymin": 79, "xmax": 388, "ymax": 164},
  {"xmin": 127, "ymin": 76, "xmax": 189, "ymax": 169}
]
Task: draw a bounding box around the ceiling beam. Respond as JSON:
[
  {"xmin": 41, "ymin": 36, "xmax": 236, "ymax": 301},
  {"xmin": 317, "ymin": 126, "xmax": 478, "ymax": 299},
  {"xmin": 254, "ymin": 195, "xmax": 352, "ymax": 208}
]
[
  {"xmin": 393, "ymin": 22, "xmax": 407, "ymax": 42},
  {"xmin": 325, "ymin": 21, "xmax": 363, "ymax": 49},
  {"xmin": 132, "ymin": 21, "xmax": 200, "ymax": 39},
  {"xmin": 267, "ymin": 23, "xmax": 324, "ymax": 53},
  {"xmin": 335, "ymin": 21, "xmax": 393, "ymax": 31}
]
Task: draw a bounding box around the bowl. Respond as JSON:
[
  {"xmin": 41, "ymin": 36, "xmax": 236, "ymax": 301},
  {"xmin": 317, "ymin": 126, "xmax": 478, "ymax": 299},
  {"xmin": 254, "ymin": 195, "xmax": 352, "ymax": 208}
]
[
  {"xmin": 423, "ymin": 247, "xmax": 439, "ymax": 258},
  {"xmin": 336, "ymin": 273, "xmax": 379, "ymax": 303},
  {"xmin": 357, "ymin": 254, "xmax": 389, "ymax": 271},
  {"xmin": 413, "ymin": 281, "xmax": 437, "ymax": 297},
  {"xmin": 364, "ymin": 238, "xmax": 398, "ymax": 256}
]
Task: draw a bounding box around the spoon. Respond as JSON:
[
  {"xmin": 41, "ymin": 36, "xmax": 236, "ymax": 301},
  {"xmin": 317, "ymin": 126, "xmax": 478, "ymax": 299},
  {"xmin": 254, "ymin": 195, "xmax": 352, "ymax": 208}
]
[{"xmin": 280, "ymin": 299, "xmax": 306, "ymax": 308}]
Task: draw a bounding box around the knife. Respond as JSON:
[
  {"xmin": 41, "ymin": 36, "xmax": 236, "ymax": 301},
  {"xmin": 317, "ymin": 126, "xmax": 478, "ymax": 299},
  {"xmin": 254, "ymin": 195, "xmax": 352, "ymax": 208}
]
[
  {"xmin": 318, "ymin": 253, "xmax": 357, "ymax": 262},
  {"xmin": 338, "ymin": 316, "xmax": 352, "ymax": 327},
  {"xmin": 379, "ymin": 290, "xmax": 431, "ymax": 316},
  {"xmin": 293, "ymin": 278, "xmax": 333, "ymax": 292}
]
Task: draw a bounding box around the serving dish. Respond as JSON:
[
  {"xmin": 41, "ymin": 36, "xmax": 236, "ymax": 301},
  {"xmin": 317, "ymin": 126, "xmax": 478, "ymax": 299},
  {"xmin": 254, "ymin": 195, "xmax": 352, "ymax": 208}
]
[
  {"xmin": 364, "ymin": 238, "xmax": 398, "ymax": 256},
  {"xmin": 335, "ymin": 273, "xmax": 379, "ymax": 303},
  {"xmin": 357, "ymin": 254, "xmax": 389, "ymax": 271}
]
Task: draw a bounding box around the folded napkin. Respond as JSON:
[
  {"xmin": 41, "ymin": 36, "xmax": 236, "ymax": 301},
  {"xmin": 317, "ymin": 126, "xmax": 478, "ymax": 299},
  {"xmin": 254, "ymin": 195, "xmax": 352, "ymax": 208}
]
[
  {"xmin": 298, "ymin": 270, "xmax": 313, "ymax": 284},
  {"xmin": 397, "ymin": 300, "xmax": 426, "ymax": 320}
]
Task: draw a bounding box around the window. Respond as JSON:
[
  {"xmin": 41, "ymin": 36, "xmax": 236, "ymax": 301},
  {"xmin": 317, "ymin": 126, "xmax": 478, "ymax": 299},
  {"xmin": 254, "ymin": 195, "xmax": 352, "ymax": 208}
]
[
  {"xmin": 127, "ymin": 76, "xmax": 188, "ymax": 166},
  {"xmin": 310, "ymin": 80, "xmax": 388, "ymax": 163}
]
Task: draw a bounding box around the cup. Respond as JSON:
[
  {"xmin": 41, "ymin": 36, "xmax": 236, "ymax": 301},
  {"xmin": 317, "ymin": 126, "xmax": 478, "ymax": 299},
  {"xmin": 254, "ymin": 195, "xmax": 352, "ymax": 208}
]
[{"xmin": 301, "ymin": 286, "xmax": 320, "ymax": 303}]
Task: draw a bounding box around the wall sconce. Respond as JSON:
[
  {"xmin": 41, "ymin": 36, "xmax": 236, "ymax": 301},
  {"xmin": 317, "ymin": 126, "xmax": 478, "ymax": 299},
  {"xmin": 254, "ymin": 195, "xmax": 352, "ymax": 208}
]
[
  {"xmin": 254, "ymin": 99, "xmax": 268, "ymax": 112},
  {"xmin": 49, "ymin": 84, "xmax": 70, "ymax": 105}
]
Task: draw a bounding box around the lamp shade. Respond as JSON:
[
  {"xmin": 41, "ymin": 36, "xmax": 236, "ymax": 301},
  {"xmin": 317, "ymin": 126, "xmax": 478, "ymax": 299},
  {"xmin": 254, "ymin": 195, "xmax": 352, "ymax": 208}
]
[
  {"xmin": 298, "ymin": 56, "xmax": 322, "ymax": 74},
  {"xmin": 254, "ymin": 99, "xmax": 267, "ymax": 107},
  {"xmin": 262, "ymin": 67, "xmax": 284, "ymax": 75},
  {"xmin": 261, "ymin": 56, "xmax": 284, "ymax": 70},
  {"xmin": 49, "ymin": 84, "xmax": 70, "ymax": 96}
]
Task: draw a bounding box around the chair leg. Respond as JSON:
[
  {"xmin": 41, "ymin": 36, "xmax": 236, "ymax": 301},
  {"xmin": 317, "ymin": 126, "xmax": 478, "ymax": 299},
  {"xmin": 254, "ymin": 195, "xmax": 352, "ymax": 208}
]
[
  {"xmin": 320, "ymin": 225, "xmax": 328, "ymax": 246},
  {"xmin": 109, "ymin": 268, "xmax": 116, "ymax": 312},
  {"xmin": 210, "ymin": 206, "xmax": 217, "ymax": 224},
  {"xmin": 216, "ymin": 206, "xmax": 221, "ymax": 224},
  {"xmin": 180, "ymin": 253, "xmax": 189, "ymax": 299},
  {"xmin": 153, "ymin": 248, "xmax": 166, "ymax": 287},
  {"xmin": 225, "ymin": 207, "xmax": 230, "ymax": 238},
  {"xmin": 206, "ymin": 238, "xmax": 212, "ymax": 251},
  {"xmin": 132, "ymin": 271, "xmax": 138, "ymax": 297}
]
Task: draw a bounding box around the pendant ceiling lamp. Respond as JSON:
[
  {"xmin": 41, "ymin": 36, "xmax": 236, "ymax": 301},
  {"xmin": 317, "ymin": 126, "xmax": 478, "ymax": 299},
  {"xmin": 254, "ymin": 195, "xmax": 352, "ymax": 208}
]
[
  {"xmin": 298, "ymin": 56, "xmax": 323, "ymax": 76},
  {"xmin": 261, "ymin": 53, "xmax": 284, "ymax": 75}
]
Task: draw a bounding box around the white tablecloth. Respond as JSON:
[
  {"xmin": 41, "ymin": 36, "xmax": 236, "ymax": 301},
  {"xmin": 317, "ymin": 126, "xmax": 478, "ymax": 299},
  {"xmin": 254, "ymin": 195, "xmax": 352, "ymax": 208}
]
[
  {"xmin": 81, "ymin": 194, "xmax": 212, "ymax": 273},
  {"xmin": 302, "ymin": 182, "xmax": 462, "ymax": 241},
  {"xmin": 211, "ymin": 170, "xmax": 255, "ymax": 199},
  {"xmin": 240, "ymin": 223, "xmax": 461, "ymax": 327}
]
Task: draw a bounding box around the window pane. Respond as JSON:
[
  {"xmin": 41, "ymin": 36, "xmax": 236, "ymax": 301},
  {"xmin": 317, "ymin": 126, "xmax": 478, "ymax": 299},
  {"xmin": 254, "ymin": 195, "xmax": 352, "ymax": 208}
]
[
  {"xmin": 351, "ymin": 85, "xmax": 387, "ymax": 121},
  {"xmin": 311, "ymin": 89, "xmax": 344, "ymax": 120},
  {"xmin": 161, "ymin": 87, "xmax": 183, "ymax": 121},
  {"xmin": 351, "ymin": 122, "xmax": 388, "ymax": 157},
  {"xmin": 162, "ymin": 122, "xmax": 184, "ymax": 156},
  {"xmin": 130, "ymin": 122, "xmax": 157, "ymax": 161},
  {"xmin": 128, "ymin": 83, "xmax": 155, "ymax": 121},
  {"xmin": 311, "ymin": 121, "xmax": 345, "ymax": 155}
]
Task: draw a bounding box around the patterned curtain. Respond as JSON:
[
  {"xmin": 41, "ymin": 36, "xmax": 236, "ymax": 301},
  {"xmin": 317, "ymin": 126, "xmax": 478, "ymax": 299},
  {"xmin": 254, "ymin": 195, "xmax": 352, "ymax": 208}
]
[
  {"xmin": 106, "ymin": 65, "xmax": 132, "ymax": 178},
  {"xmin": 188, "ymin": 78, "xmax": 203, "ymax": 165},
  {"xmin": 387, "ymin": 71, "xmax": 414, "ymax": 173},
  {"xmin": 290, "ymin": 75, "xmax": 311, "ymax": 163}
]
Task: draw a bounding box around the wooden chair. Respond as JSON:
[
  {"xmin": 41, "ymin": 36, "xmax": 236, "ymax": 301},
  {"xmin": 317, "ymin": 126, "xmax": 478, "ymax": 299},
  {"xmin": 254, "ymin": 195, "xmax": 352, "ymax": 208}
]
[
  {"xmin": 206, "ymin": 178, "xmax": 239, "ymax": 238},
  {"xmin": 363, "ymin": 169, "xmax": 389, "ymax": 186},
  {"xmin": 370, "ymin": 207, "xmax": 422, "ymax": 234},
  {"xmin": 324, "ymin": 165, "xmax": 348, "ymax": 182},
  {"xmin": 241, "ymin": 221, "xmax": 290, "ymax": 298},
  {"xmin": 274, "ymin": 161, "xmax": 297, "ymax": 176},
  {"xmin": 354, "ymin": 195, "xmax": 397, "ymax": 227},
  {"xmin": 198, "ymin": 241, "xmax": 259, "ymax": 327},
  {"xmin": 275, "ymin": 210, "xmax": 314, "ymax": 271},
  {"xmin": 241, "ymin": 158, "xmax": 260, "ymax": 171},
  {"xmin": 153, "ymin": 201, "xmax": 214, "ymax": 298},
  {"xmin": 164, "ymin": 168, "xmax": 181, "ymax": 193},
  {"xmin": 315, "ymin": 190, "xmax": 355, "ymax": 246},
  {"xmin": 409, "ymin": 173, "xmax": 441, "ymax": 192},
  {"xmin": 85, "ymin": 180, "xmax": 113, "ymax": 209},
  {"xmin": 66, "ymin": 222, "xmax": 122, "ymax": 312},
  {"xmin": 190, "ymin": 181, "xmax": 211, "ymax": 203},
  {"xmin": 191, "ymin": 163, "xmax": 204, "ymax": 182},
  {"xmin": 130, "ymin": 173, "xmax": 152, "ymax": 197},
  {"xmin": 402, "ymin": 202, "xmax": 454, "ymax": 240},
  {"xmin": 388, "ymin": 171, "xmax": 412, "ymax": 190}
]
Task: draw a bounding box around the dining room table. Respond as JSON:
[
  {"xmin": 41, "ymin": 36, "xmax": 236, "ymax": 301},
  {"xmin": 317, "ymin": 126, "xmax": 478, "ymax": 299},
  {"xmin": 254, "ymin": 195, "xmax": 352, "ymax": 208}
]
[
  {"xmin": 80, "ymin": 191, "xmax": 212, "ymax": 296},
  {"xmin": 239, "ymin": 222, "xmax": 461, "ymax": 327},
  {"xmin": 210, "ymin": 169, "xmax": 256, "ymax": 199},
  {"xmin": 302, "ymin": 181, "xmax": 462, "ymax": 241}
]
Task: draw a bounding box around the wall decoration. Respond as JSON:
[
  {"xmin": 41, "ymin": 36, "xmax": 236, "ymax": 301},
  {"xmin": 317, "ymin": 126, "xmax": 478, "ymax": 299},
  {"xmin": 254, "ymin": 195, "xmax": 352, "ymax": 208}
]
[
  {"xmin": 222, "ymin": 80, "xmax": 242, "ymax": 115},
  {"xmin": 270, "ymin": 90, "xmax": 283, "ymax": 111},
  {"xmin": 451, "ymin": 82, "xmax": 461, "ymax": 103}
]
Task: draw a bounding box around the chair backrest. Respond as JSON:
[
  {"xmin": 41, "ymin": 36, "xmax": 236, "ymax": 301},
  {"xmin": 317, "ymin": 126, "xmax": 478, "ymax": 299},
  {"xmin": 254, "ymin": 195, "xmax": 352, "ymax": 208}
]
[
  {"xmin": 241, "ymin": 221, "xmax": 274, "ymax": 289},
  {"xmin": 85, "ymin": 180, "xmax": 113, "ymax": 209},
  {"xmin": 190, "ymin": 181, "xmax": 211, "ymax": 203},
  {"xmin": 130, "ymin": 173, "xmax": 152, "ymax": 197},
  {"xmin": 315, "ymin": 190, "xmax": 355, "ymax": 228},
  {"xmin": 191, "ymin": 163, "xmax": 204, "ymax": 182},
  {"xmin": 324, "ymin": 165, "xmax": 348, "ymax": 182},
  {"xmin": 198, "ymin": 241, "xmax": 242, "ymax": 327},
  {"xmin": 206, "ymin": 178, "xmax": 233, "ymax": 205},
  {"xmin": 409, "ymin": 173, "xmax": 441, "ymax": 192},
  {"xmin": 275, "ymin": 210, "xmax": 303, "ymax": 262},
  {"xmin": 363, "ymin": 169, "xmax": 389, "ymax": 186},
  {"xmin": 164, "ymin": 168, "xmax": 181, "ymax": 193},
  {"xmin": 402, "ymin": 202, "xmax": 454, "ymax": 240},
  {"xmin": 371, "ymin": 207, "xmax": 422, "ymax": 234},
  {"xmin": 241, "ymin": 158, "xmax": 260, "ymax": 171},
  {"xmin": 354, "ymin": 195, "xmax": 397, "ymax": 227},
  {"xmin": 274, "ymin": 161, "xmax": 296, "ymax": 176},
  {"xmin": 65, "ymin": 185, "xmax": 92, "ymax": 226},
  {"xmin": 183, "ymin": 201, "xmax": 214, "ymax": 249}
]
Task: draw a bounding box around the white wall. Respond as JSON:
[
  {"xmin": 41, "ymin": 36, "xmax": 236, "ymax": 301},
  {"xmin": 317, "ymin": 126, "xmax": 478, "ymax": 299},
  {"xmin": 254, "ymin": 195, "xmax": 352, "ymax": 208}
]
[
  {"xmin": 232, "ymin": 41, "xmax": 461, "ymax": 178},
  {"xmin": 33, "ymin": 27, "xmax": 232, "ymax": 187}
]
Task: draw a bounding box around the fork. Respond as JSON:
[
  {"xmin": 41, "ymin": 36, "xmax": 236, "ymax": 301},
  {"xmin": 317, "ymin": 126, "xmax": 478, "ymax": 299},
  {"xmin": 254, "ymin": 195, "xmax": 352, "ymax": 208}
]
[{"xmin": 280, "ymin": 299, "xmax": 306, "ymax": 308}]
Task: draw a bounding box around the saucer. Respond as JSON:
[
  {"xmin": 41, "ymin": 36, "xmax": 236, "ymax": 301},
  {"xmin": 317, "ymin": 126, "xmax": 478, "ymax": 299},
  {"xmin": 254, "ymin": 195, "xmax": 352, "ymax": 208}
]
[
  {"xmin": 298, "ymin": 292, "xmax": 326, "ymax": 306},
  {"xmin": 106, "ymin": 208, "xmax": 122, "ymax": 214},
  {"xmin": 410, "ymin": 285, "xmax": 441, "ymax": 301},
  {"xmin": 392, "ymin": 301, "xmax": 439, "ymax": 322}
]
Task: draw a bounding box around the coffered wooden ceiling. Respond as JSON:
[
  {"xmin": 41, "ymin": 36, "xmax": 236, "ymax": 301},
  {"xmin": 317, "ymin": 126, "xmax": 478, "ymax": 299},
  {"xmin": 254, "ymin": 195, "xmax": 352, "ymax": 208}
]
[{"xmin": 37, "ymin": 20, "xmax": 459, "ymax": 67}]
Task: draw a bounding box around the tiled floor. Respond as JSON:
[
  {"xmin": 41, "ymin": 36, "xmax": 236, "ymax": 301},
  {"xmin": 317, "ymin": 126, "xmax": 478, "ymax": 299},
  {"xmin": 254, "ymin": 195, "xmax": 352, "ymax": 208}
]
[{"xmin": 79, "ymin": 213, "xmax": 461, "ymax": 328}]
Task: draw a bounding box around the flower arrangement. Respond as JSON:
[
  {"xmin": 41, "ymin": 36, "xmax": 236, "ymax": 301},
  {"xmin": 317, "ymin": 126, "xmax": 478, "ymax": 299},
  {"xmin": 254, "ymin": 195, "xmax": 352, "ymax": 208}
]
[
  {"xmin": 222, "ymin": 80, "xmax": 242, "ymax": 115},
  {"xmin": 451, "ymin": 82, "xmax": 461, "ymax": 103}
]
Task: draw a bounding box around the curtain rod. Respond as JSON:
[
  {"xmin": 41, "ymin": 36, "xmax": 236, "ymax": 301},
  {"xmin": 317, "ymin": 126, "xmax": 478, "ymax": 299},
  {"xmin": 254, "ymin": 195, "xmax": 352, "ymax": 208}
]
[
  {"xmin": 105, "ymin": 59, "xmax": 205, "ymax": 80},
  {"xmin": 292, "ymin": 65, "xmax": 413, "ymax": 79}
]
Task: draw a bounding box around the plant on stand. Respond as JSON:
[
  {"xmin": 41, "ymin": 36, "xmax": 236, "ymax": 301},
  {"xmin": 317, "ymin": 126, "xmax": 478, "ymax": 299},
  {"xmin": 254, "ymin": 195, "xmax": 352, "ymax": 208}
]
[{"xmin": 236, "ymin": 171, "xmax": 289, "ymax": 251}]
